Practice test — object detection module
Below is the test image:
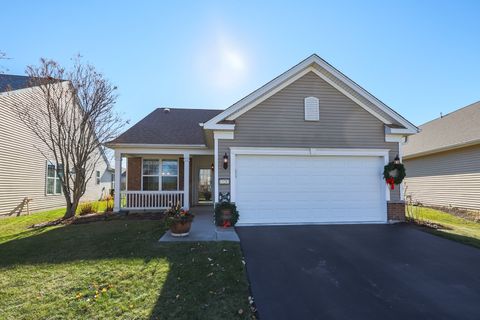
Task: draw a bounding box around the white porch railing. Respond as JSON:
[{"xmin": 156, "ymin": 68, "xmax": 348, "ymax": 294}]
[{"xmin": 120, "ymin": 191, "xmax": 184, "ymax": 210}]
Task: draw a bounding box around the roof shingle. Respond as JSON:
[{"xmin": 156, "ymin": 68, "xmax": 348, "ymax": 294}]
[
  {"xmin": 110, "ymin": 108, "xmax": 223, "ymax": 145},
  {"xmin": 0, "ymin": 74, "xmax": 31, "ymax": 93},
  {"xmin": 404, "ymin": 101, "xmax": 480, "ymax": 157}
]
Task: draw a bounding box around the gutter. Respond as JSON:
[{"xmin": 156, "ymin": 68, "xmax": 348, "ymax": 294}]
[{"xmin": 403, "ymin": 138, "xmax": 480, "ymax": 160}]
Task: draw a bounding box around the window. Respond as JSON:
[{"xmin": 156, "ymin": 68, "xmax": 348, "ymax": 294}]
[
  {"xmin": 162, "ymin": 160, "xmax": 178, "ymax": 190},
  {"xmin": 142, "ymin": 159, "xmax": 178, "ymax": 191},
  {"xmin": 142, "ymin": 159, "xmax": 160, "ymax": 191},
  {"xmin": 46, "ymin": 161, "xmax": 62, "ymax": 195},
  {"xmin": 96, "ymin": 171, "xmax": 101, "ymax": 185}
]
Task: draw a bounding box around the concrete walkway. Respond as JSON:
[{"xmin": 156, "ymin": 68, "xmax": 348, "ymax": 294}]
[{"xmin": 159, "ymin": 206, "xmax": 239, "ymax": 242}]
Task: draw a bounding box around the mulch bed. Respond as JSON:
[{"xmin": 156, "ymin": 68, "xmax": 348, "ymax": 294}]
[
  {"xmin": 424, "ymin": 205, "xmax": 480, "ymax": 223},
  {"xmin": 405, "ymin": 218, "xmax": 452, "ymax": 231},
  {"xmin": 29, "ymin": 211, "xmax": 165, "ymax": 229}
]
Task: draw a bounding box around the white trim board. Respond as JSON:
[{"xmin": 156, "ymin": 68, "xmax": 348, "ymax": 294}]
[
  {"xmin": 213, "ymin": 130, "xmax": 234, "ymax": 203},
  {"xmin": 203, "ymin": 54, "xmax": 418, "ymax": 134},
  {"xmin": 111, "ymin": 147, "xmax": 213, "ymax": 156}
]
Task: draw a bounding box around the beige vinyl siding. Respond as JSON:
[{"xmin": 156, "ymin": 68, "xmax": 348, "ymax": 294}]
[
  {"xmin": 404, "ymin": 144, "xmax": 480, "ymax": 210},
  {"xmin": 0, "ymin": 88, "xmax": 111, "ymax": 215},
  {"xmin": 217, "ymin": 71, "xmax": 399, "ymax": 201}
]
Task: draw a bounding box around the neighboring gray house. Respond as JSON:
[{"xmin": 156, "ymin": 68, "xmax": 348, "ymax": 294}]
[
  {"xmin": 107, "ymin": 54, "xmax": 418, "ymax": 224},
  {"xmin": 0, "ymin": 74, "xmax": 114, "ymax": 215},
  {"xmin": 404, "ymin": 101, "xmax": 480, "ymax": 211}
]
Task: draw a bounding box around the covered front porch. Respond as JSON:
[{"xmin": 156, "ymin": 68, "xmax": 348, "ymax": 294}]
[{"xmin": 113, "ymin": 148, "xmax": 215, "ymax": 212}]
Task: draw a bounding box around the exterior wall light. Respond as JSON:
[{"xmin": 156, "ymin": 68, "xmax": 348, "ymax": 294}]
[
  {"xmin": 223, "ymin": 153, "xmax": 229, "ymax": 170},
  {"xmin": 394, "ymin": 155, "xmax": 401, "ymax": 164},
  {"xmin": 211, "ymin": 163, "xmax": 214, "ymax": 171}
]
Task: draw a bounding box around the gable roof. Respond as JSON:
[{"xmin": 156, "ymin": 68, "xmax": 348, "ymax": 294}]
[
  {"xmin": 203, "ymin": 54, "xmax": 418, "ymax": 133},
  {"xmin": 0, "ymin": 74, "xmax": 31, "ymax": 93},
  {"xmin": 404, "ymin": 101, "xmax": 480, "ymax": 158},
  {"xmin": 108, "ymin": 108, "xmax": 222, "ymax": 146}
]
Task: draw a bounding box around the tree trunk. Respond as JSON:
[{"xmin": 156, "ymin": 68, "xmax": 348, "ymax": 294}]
[{"xmin": 63, "ymin": 197, "xmax": 78, "ymax": 219}]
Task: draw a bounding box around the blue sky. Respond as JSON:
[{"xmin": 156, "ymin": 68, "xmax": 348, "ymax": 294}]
[{"xmin": 1, "ymin": 0, "xmax": 479, "ymax": 126}]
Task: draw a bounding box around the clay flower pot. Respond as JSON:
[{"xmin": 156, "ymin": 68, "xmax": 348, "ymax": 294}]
[{"xmin": 170, "ymin": 220, "xmax": 193, "ymax": 237}]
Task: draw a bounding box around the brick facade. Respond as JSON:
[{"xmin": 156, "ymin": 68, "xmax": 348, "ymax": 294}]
[
  {"xmin": 127, "ymin": 157, "xmax": 142, "ymax": 190},
  {"xmin": 387, "ymin": 201, "xmax": 406, "ymax": 222}
]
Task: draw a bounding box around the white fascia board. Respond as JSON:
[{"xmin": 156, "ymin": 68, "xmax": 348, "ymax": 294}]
[
  {"xmin": 113, "ymin": 147, "xmax": 213, "ymax": 155},
  {"xmin": 203, "ymin": 123, "xmax": 235, "ymax": 130},
  {"xmin": 106, "ymin": 143, "xmax": 208, "ymax": 149},
  {"xmin": 385, "ymin": 126, "xmax": 417, "ymax": 135},
  {"xmin": 202, "ymin": 54, "xmax": 418, "ymax": 133},
  {"xmin": 213, "ymin": 130, "xmax": 234, "ymax": 140},
  {"xmin": 385, "ymin": 134, "xmax": 407, "ymax": 143},
  {"xmin": 230, "ymin": 147, "xmax": 390, "ymax": 158}
]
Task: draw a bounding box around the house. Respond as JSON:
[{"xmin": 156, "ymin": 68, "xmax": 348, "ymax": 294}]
[
  {"xmin": 403, "ymin": 101, "xmax": 480, "ymax": 211},
  {"xmin": 107, "ymin": 54, "xmax": 418, "ymax": 225},
  {"xmin": 0, "ymin": 74, "xmax": 114, "ymax": 215}
]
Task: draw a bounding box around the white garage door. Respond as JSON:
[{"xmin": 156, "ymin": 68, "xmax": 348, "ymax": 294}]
[{"xmin": 235, "ymin": 155, "xmax": 386, "ymax": 225}]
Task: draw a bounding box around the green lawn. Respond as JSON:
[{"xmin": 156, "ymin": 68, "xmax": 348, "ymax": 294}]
[
  {"xmin": 0, "ymin": 209, "xmax": 253, "ymax": 319},
  {"xmin": 407, "ymin": 206, "xmax": 480, "ymax": 248}
]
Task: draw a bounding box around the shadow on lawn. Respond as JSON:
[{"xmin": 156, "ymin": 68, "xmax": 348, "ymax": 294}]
[
  {"xmin": 427, "ymin": 228, "xmax": 480, "ymax": 249},
  {"xmin": 0, "ymin": 220, "xmax": 252, "ymax": 319}
]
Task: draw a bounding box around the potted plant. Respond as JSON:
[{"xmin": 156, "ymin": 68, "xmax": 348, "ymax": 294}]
[
  {"xmin": 214, "ymin": 202, "xmax": 239, "ymax": 228},
  {"xmin": 164, "ymin": 202, "xmax": 194, "ymax": 237}
]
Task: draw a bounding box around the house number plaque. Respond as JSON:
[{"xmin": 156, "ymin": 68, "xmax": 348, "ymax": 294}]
[{"xmin": 219, "ymin": 178, "xmax": 230, "ymax": 185}]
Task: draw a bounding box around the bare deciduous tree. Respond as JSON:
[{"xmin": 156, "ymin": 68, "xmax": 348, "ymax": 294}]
[{"xmin": 12, "ymin": 57, "xmax": 126, "ymax": 219}]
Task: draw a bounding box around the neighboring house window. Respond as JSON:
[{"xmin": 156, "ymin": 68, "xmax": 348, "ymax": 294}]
[
  {"xmin": 304, "ymin": 96, "xmax": 320, "ymax": 121},
  {"xmin": 142, "ymin": 159, "xmax": 178, "ymax": 191},
  {"xmin": 96, "ymin": 171, "xmax": 101, "ymax": 185},
  {"xmin": 46, "ymin": 161, "xmax": 62, "ymax": 195}
]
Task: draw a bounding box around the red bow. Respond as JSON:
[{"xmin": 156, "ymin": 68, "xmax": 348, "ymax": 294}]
[
  {"xmin": 386, "ymin": 177, "xmax": 395, "ymax": 190},
  {"xmin": 223, "ymin": 220, "xmax": 231, "ymax": 228}
]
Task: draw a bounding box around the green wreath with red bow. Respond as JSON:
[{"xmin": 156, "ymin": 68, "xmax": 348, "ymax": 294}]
[{"xmin": 383, "ymin": 162, "xmax": 406, "ymax": 190}]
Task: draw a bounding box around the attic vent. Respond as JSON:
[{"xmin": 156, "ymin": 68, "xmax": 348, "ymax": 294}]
[
  {"xmin": 163, "ymin": 108, "xmax": 171, "ymax": 113},
  {"xmin": 304, "ymin": 97, "xmax": 319, "ymax": 121}
]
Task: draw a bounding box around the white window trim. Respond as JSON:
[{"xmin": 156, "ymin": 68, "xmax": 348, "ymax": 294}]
[
  {"xmin": 141, "ymin": 157, "xmax": 180, "ymax": 191},
  {"xmin": 229, "ymin": 147, "xmax": 391, "ymax": 204},
  {"xmin": 45, "ymin": 160, "xmax": 62, "ymax": 196},
  {"xmin": 304, "ymin": 96, "xmax": 320, "ymax": 121}
]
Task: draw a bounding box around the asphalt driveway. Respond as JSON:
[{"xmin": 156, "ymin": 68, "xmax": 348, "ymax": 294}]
[{"xmin": 237, "ymin": 224, "xmax": 480, "ymax": 320}]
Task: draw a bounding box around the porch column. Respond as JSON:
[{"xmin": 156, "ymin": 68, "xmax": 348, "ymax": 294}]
[
  {"xmin": 113, "ymin": 150, "xmax": 122, "ymax": 212},
  {"xmin": 183, "ymin": 153, "xmax": 190, "ymax": 209}
]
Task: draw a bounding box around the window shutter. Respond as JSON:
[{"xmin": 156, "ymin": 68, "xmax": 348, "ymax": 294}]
[{"xmin": 304, "ymin": 96, "xmax": 319, "ymax": 121}]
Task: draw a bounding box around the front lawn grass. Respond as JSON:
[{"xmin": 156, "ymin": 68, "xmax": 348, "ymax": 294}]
[
  {"xmin": 407, "ymin": 206, "xmax": 480, "ymax": 249},
  {"xmin": 0, "ymin": 209, "xmax": 253, "ymax": 319}
]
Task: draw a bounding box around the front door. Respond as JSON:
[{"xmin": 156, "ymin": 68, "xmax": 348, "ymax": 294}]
[{"xmin": 197, "ymin": 168, "xmax": 212, "ymax": 204}]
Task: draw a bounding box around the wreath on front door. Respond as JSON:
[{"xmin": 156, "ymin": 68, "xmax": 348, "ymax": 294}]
[{"xmin": 383, "ymin": 162, "xmax": 406, "ymax": 190}]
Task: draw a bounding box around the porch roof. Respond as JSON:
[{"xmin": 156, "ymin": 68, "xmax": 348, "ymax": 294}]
[{"xmin": 109, "ymin": 108, "xmax": 222, "ymax": 146}]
